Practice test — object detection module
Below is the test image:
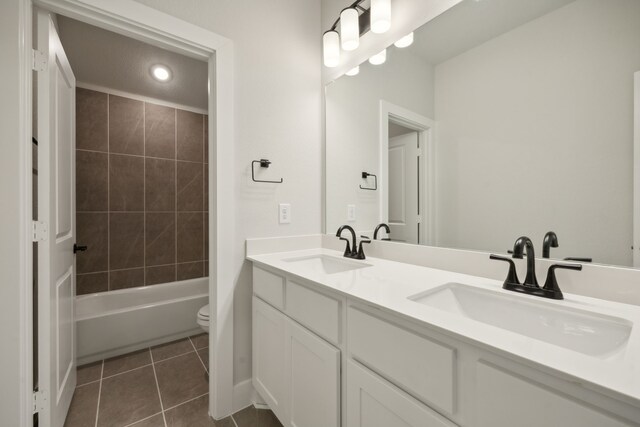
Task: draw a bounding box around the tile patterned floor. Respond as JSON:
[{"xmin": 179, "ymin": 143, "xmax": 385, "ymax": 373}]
[{"xmin": 65, "ymin": 333, "xmax": 282, "ymax": 427}]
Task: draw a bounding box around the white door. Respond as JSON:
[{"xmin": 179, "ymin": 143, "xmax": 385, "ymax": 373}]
[
  {"xmin": 36, "ymin": 10, "xmax": 77, "ymax": 427},
  {"xmin": 388, "ymin": 132, "xmax": 420, "ymax": 244},
  {"xmin": 346, "ymin": 361, "xmax": 455, "ymax": 427},
  {"xmin": 253, "ymin": 297, "xmax": 288, "ymax": 422},
  {"xmin": 287, "ymin": 321, "xmax": 340, "ymax": 427}
]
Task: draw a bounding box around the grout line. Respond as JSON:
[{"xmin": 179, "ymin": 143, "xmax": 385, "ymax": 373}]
[
  {"xmin": 75, "ymin": 148, "xmax": 204, "ymax": 164},
  {"xmin": 230, "ymin": 414, "xmax": 240, "ymax": 427},
  {"xmin": 152, "ymin": 348, "xmax": 196, "ymax": 365},
  {"xmin": 94, "ymin": 360, "xmax": 104, "ymax": 427},
  {"xmin": 122, "ymin": 411, "xmax": 164, "ymax": 427},
  {"xmin": 175, "ymin": 109, "xmax": 178, "ymax": 282},
  {"xmin": 162, "ymin": 392, "xmax": 209, "ymax": 412},
  {"xmin": 107, "ymin": 95, "xmax": 111, "ymax": 291},
  {"xmin": 189, "ymin": 336, "xmax": 209, "ymax": 374},
  {"xmin": 100, "ymin": 363, "xmax": 153, "ymax": 381},
  {"xmin": 77, "ymin": 260, "xmax": 209, "ymax": 277},
  {"xmin": 76, "ymin": 378, "xmax": 101, "ymax": 388},
  {"xmin": 149, "ymin": 349, "xmax": 169, "ymax": 427},
  {"xmin": 143, "ymin": 101, "xmax": 147, "ymax": 286},
  {"xmin": 76, "ymin": 210, "xmax": 206, "ymax": 214}
]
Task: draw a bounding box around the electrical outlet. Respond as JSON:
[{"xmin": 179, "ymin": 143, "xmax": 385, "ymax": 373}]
[
  {"xmin": 347, "ymin": 204, "xmax": 356, "ymax": 222},
  {"xmin": 279, "ymin": 203, "xmax": 291, "ymax": 224}
]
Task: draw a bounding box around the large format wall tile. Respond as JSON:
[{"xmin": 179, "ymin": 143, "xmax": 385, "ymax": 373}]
[
  {"xmin": 76, "ymin": 150, "xmax": 108, "ymax": 212},
  {"xmin": 109, "ymin": 154, "xmax": 145, "ymax": 211},
  {"xmin": 76, "ymin": 88, "xmax": 108, "ymax": 152},
  {"xmin": 109, "ymin": 95, "xmax": 144, "ymax": 155},
  {"xmin": 177, "ymin": 110, "xmax": 203, "ymax": 162},
  {"xmin": 76, "ymin": 213, "xmax": 108, "ymax": 274},
  {"xmin": 145, "ymin": 103, "xmax": 176, "ymax": 159},
  {"xmin": 145, "ymin": 158, "xmax": 175, "ymax": 212},
  {"xmin": 177, "ymin": 161, "xmax": 203, "ymax": 211},
  {"xmin": 109, "ymin": 213, "xmax": 144, "ymax": 270},
  {"xmin": 76, "ymin": 89, "xmax": 208, "ymax": 294}
]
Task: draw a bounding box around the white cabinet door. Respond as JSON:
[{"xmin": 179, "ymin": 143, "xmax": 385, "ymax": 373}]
[
  {"xmin": 287, "ymin": 321, "xmax": 340, "ymax": 427},
  {"xmin": 253, "ymin": 297, "xmax": 287, "ymax": 422},
  {"xmin": 476, "ymin": 362, "xmax": 635, "ymax": 427},
  {"xmin": 347, "ymin": 361, "xmax": 457, "ymax": 427}
]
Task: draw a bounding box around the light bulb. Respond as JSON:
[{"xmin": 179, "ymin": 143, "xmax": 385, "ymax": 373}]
[
  {"xmin": 369, "ymin": 49, "xmax": 387, "ymax": 65},
  {"xmin": 323, "ymin": 31, "xmax": 340, "ymax": 68},
  {"xmin": 151, "ymin": 65, "xmax": 172, "ymax": 82},
  {"xmin": 346, "ymin": 66, "xmax": 360, "ymax": 76},
  {"xmin": 340, "ymin": 8, "xmax": 360, "ymax": 51},
  {"xmin": 394, "ymin": 32, "xmax": 414, "ymax": 48},
  {"xmin": 371, "ymin": 0, "xmax": 391, "ymax": 34}
]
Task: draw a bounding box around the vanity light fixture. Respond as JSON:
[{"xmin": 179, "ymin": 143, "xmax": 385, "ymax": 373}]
[
  {"xmin": 371, "ymin": 0, "xmax": 391, "ymax": 34},
  {"xmin": 346, "ymin": 66, "xmax": 360, "ymax": 76},
  {"xmin": 150, "ymin": 64, "xmax": 172, "ymax": 82},
  {"xmin": 369, "ymin": 49, "xmax": 387, "ymax": 65},
  {"xmin": 323, "ymin": 0, "xmax": 393, "ymax": 68},
  {"xmin": 323, "ymin": 30, "xmax": 341, "ymax": 68},
  {"xmin": 394, "ymin": 32, "xmax": 414, "ymax": 48},
  {"xmin": 340, "ymin": 8, "xmax": 360, "ymax": 51}
]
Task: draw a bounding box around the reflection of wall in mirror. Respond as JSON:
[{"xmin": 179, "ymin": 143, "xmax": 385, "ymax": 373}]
[
  {"xmin": 434, "ymin": 0, "xmax": 640, "ymax": 266},
  {"xmin": 326, "ymin": 47, "xmax": 434, "ymax": 234}
]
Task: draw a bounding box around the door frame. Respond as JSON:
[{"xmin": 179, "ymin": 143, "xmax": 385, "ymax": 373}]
[
  {"xmin": 379, "ymin": 101, "xmax": 435, "ymax": 245},
  {"xmin": 634, "ymin": 71, "xmax": 640, "ymax": 267},
  {"xmin": 20, "ymin": 0, "xmax": 236, "ymax": 422}
]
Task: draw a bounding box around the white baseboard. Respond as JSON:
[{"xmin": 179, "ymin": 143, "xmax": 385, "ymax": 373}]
[{"xmin": 232, "ymin": 378, "xmax": 265, "ymax": 413}]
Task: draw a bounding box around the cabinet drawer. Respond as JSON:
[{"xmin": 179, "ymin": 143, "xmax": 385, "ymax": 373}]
[
  {"xmin": 476, "ymin": 362, "xmax": 634, "ymax": 427},
  {"xmin": 253, "ymin": 266, "xmax": 285, "ymax": 310},
  {"xmin": 348, "ymin": 307, "xmax": 456, "ymax": 415},
  {"xmin": 347, "ymin": 361, "xmax": 457, "ymax": 427},
  {"xmin": 286, "ymin": 280, "xmax": 341, "ymax": 345}
]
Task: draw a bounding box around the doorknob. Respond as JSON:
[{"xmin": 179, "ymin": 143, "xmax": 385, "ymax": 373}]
[{"xmin": 73, "ymin": 244, "xmax": 88, "ymax": 254}]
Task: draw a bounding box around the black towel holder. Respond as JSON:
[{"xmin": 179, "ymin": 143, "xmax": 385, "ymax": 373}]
[
  {"xmin": 251, "ymin": 159, "xmax": 283, "ymax": 184},
  {"xmin": 360, "ymin": 172, "xmax": 377, "ymax": 190}
]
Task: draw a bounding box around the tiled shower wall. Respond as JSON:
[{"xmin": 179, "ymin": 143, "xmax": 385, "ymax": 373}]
[{"xmin": 75, "ymin": 88, "xmax": 209, "ymax": 295}]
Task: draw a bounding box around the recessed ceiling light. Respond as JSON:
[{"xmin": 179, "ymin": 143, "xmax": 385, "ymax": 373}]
[{"xmin": 151, "ymin": 64, "xmax": 172, "ymax": 82}]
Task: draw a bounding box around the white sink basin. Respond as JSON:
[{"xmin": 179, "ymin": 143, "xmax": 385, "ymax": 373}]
[
  {"xmin": 409, "ymin": 283, "xmax": 632, "ymax": 358},
  {"xmin": 282, "ymin": 254, "xmax": 371, "ymax": 275}
]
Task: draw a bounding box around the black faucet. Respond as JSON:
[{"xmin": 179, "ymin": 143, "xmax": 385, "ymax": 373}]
[
  {"xmin": 374, "ymin": 223, "xmax": 391, "ymax": 241},
  {"xmin": 542, "ymin": 231, "xmax": 558, "ymax": 258},
  {"xmin": 512, "ymin": 236, "xmax": 538, "ymax": 286},
  {"xmin": 336, "ymin": 226, "xmax": 369, "ymax": 260},
  {"xmin": 491, "ymin": 235, "xmax": 582, "ymax": 300}
]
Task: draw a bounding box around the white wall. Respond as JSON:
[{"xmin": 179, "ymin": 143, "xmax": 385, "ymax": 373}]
[
  {"xmin": 325, "ymin": 48, "xmax": 433, "ymax": 233},
  {"xmin": 132, "ymin": 0, "xmax": 322, "ymax": 386},
  {"xmin": 0, "ymin": 0, "xmax": 30, "ymax": 425},
  {"xmin": 434, "ymin": 0, "xmax": 640, "ymax": 266}
]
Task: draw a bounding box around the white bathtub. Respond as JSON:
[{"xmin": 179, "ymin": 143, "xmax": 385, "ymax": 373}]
[{"xmin": 76, "ymin": 278, "xmax": 208, "ymax": 365}]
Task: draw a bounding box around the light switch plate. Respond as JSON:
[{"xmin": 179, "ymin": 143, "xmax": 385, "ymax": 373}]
[
  {"xmin": 279, "ymin": 203, "xmax": 291, "ymax": 224},
  {"xmin": 347, "ymin": 204, "xmax": 356, "ymax": 222}
]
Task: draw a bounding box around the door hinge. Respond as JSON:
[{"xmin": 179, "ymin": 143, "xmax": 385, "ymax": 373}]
[
  {"xmin": 33, "ymin": 389, "xmax": 47, "ymax": 414},
  {"xmin": 416, "ymin": 215, "xmax": 422, "ymax": 224},
  {"xmin": 32, "ymin": 49, "xmax": 46, "ymax": 72},
  {"xmin": 32, "ymin": 221, "xmax": 48, "ymax": 242},
  {"xmin": 417, "ymin": 148, "xmax": 423, "ymax": 157}
]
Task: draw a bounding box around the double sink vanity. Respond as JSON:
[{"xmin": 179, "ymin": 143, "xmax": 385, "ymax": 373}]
[{"xmin": 248, "ymin": 238, "xmax": 640, "ymax": 427}]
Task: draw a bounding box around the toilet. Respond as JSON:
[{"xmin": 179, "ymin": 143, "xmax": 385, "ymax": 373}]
[{"xmin": 197, "ymin": 304, "xmax": 209, "ymax": 333}]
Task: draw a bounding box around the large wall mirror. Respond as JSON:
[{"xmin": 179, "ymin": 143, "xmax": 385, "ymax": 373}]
[{"xmin": 325, "ymin": 0, "xmax": 640, "ymax": 268}]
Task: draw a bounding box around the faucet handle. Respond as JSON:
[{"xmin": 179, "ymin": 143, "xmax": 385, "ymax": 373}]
[
  {"xmin": 339, "ymin": 237, "xmax": 352, "ymax": 257},
  {"xmin": 543, "ymin": 263, "xmax": 582, "ymax": 298},
  {"xmin": 490, "ymin": 254, "xmax": 520, "ymax": 285},
  {"xmin": 356, "ymin": 236, "xmax": 371, "ymax": 259}
]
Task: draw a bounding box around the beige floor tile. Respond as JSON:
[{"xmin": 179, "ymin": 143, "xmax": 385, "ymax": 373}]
[
  {"xmin": 165, "ymin": 394, "xmax": 233, "ymax": 427},
  {"xmin": 77, "ymin": 360, "xmax": 102, "ymax": 386},
  {"xmin": 190, "ymin": 333, "xmax": 209, "ymax": 350},
  {"xmin": 97, "ymin": 366, "xmax": 161, "ymax": 427},
  {"xmin": 197, "ymin": 348, "xmax": 208, "ymax": 371},
  {"xmin": 103, "ymin": 348, "xmax": 151, "ymax": 378},
  {"xmin": 155, "ymin": 352, "xmax": 208, "ymax": 408},
  {"xmin": 64, "ymin": 382, "xmax": 99, "ymax": 427},
  {"xmin": 151, "ymin": 338, "xmax": 194, "ymax": 362}
]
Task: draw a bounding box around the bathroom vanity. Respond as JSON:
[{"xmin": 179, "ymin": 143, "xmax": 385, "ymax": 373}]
[{"xmin": 248, "ymin": 247, "xmax": 640, "ymax": 427}]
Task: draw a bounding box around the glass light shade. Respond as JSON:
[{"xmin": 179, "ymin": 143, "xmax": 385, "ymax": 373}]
[
  {"xmin": 394, "ymin": 32, "xmax": 414, "ymax": 48},
  {"xmin": 151, "ymin": 65, "xmax": 171, "ymax": 82},
  {"xmin": 346, "ymin": 66, "xmax": 360, "ymax": 76},
  {"xmin": 368, "ymin": 49, "xmax": 387, "ymax": 65},
  {"xmin": 371, "ymin": 0, "xmax": 391, "ymax": 34},
  {"xmin": 340, "ymin": 8, "xmax": 360, "ymax": 51},
  {"xmin": 323, "ymin": 31, "xmax": 340, "ymax": 68}
]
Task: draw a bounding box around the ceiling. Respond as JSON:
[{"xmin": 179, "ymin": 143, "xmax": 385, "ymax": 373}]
[
  {"xmin": 409, "ymin": 0, "xmax": 576, "ymax": 65},
  {"xmin": 57, "ymin": 16, "xmax": 209, "ymax": 110}
]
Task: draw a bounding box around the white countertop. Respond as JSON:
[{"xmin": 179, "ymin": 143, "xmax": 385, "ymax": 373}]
[{"xmin": 248, "ymin": 247, "xmax": 640, "ymax": 406}]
